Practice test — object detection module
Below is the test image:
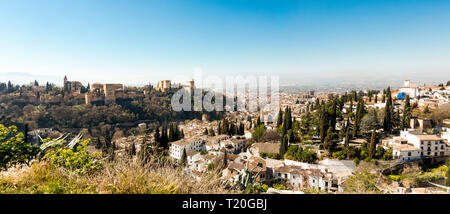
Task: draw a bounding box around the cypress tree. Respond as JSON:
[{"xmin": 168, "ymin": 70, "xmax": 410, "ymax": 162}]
[
  {"xmin": 394, "ymin": 108, "xmax": 400, "ymax": 129},
  {"xmin": 24, "ymin": 124, "xmax": 29, "ymax": 143},
  {"xmin": 368, "ymin": 130, "xmax": 377, "ymax": 160},
  {"xmin": 223, "ymin": 149, "xmax": 228, "ymax": 169},
  {"xmin": 383, "ymin": 87, "xmax": 393, "ymax": 133},
  {"xmin": 154, "ymin": 127, "xmax": 161, "ymax": 147},
  {"xmin": 330, "ymin": 100, "xmax": 337, "ymax": 131},
  {"xmin": 319, "ymin": 105, "xmax": 327, "ymax": 144},
  {"xmin": 345, "ymin": 125, "xmax": 350, "ymax": 147},
  {"xmin": 280, "ymin": 135, "xmax": 288, "ymax": 158},
  {"xmin": 180, "ymin": 148, "xmax": 187, "ymax": 166},
  {"xmin": 238, "ymin": 122, "xmax": 245, "ymax": 135},
  {"xmin": 277, "ymin": 108, "xmax": 283, "ymax": 127},
  {"xmin": 353, "ymin": 99, "xmax": 364, "ymax": 137},
  {"xmin": 344, "ymin": 123, "xmax": 351, "ymax": 159},
  {"xmin": 324, "ymin": 127, "xmax": 335, "ymax": 154},
  {"xmin": 160, "ymin": 125, "xmax": 168, "ymax": 149},
  {"xmin": 168, "ymin": 124, "xmax": 174, "ymax": 142},
  {"xmin": 401, "ymin": 95, "xmax": 411, "ymax": 130},
  {"xmin": 286, "ymin": 107, "xmax": 292, "ymax": 130}
]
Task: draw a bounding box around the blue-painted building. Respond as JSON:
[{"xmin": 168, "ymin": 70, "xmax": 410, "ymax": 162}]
[{"xmin": 397, "ymin": 92, "xmax": 407, "ymax": 99}]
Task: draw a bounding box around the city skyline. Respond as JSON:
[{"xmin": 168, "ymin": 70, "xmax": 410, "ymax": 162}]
[{"xmin": 1, "ymin": 0, "xmax": 450, "ymax": 85}]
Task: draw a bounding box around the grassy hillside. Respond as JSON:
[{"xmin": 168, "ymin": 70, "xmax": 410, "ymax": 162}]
[{"xmin": 0, "ymin": 159, "xmax": 235, "ymax": 194}]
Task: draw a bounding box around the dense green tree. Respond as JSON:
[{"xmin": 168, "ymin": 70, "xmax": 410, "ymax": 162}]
[
  {"xmin": 253, "ymin": 124, "xmax": 266, "ymax": 140},
  {"xmin": 0, "ymin": 124, "xmax": 40, "ymax": 169},
  {"xmin": 285, "ymin": 145, "xmax": 317, "ymax": 163},
  {"xmin": 361, "ymin": 108, "xmax": 379, "ymax": 133}
]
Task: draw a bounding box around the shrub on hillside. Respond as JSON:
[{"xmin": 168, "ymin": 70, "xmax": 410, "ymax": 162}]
[
  {"xmin": 44, "ymin": 139, "xmax": 102, "ymax": 174},
  {"xmin": 0, "ymin": 124, "xmax": 40, "ymax": 169}
]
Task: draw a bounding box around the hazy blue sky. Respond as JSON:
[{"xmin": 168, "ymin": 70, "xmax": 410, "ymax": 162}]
[{"xmin": 1, "ymin": 0, "xmax": 450, "ymax": 85}]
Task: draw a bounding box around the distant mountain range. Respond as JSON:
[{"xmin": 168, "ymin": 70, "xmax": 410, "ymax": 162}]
[
  {"xmin": 1, "ymin": 71, "xmax": 448, "ymax": 91},
  {"xmin": 0, "ymin": 72, "xmax": 63, "ymax": 86}
]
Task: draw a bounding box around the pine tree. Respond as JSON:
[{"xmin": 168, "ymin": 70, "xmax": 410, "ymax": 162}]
[
  {"xmin": 368, "ymin": 130, "xmax": 377, "ymax": 160},
  {"xmin": 375, "ymin": 94, "xmax": 378, "ymax": 103}
]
